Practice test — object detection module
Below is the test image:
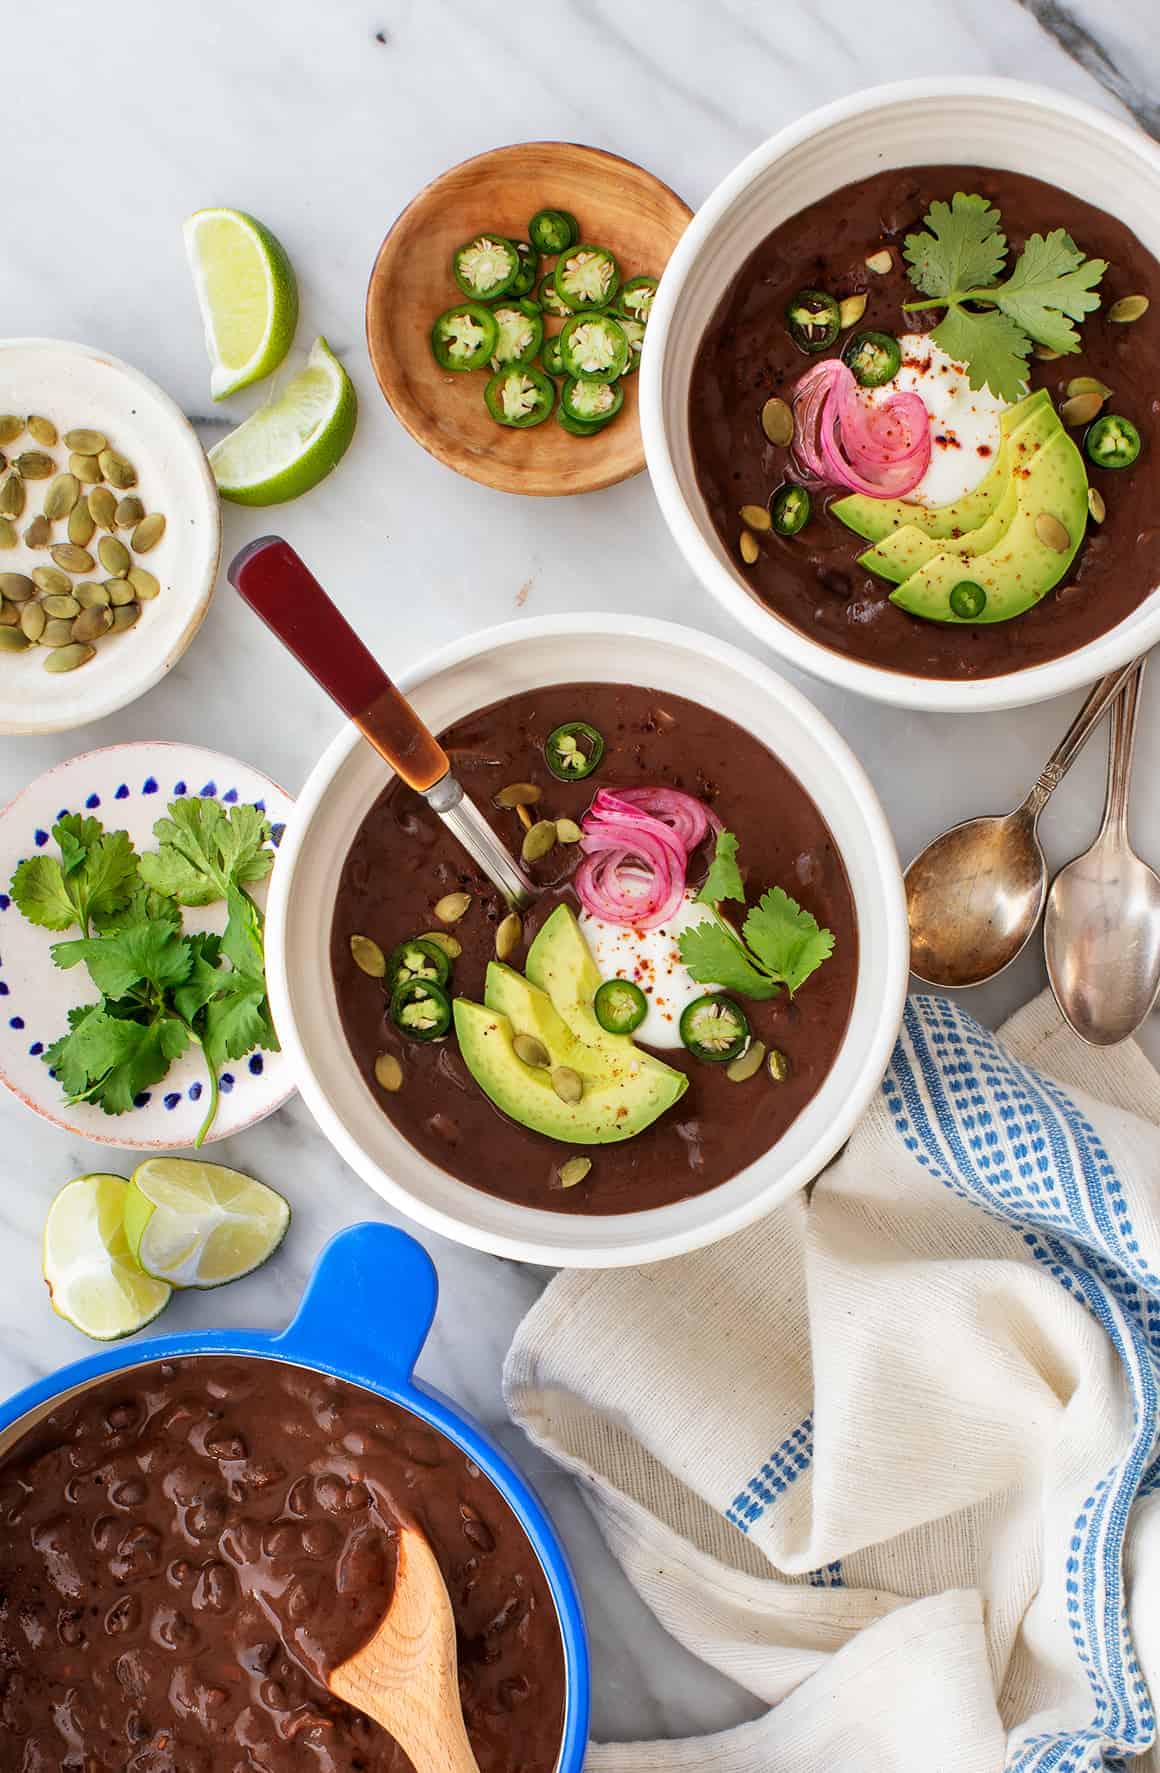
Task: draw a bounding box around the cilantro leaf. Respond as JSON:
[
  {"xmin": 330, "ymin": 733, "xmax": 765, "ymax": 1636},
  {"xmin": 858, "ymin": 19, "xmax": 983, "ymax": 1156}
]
[
  {"xmin": 10, "ymin": 817, "xmax": 138, "ymax": 935},
  {"xmin": 742, "ymin": 887, "xmax": 835, "ymax": 995},
  {"xmin": 696, "ymin": 829, "xmax": 745, "ymax": 906},
  {"xmin": 52, "ymin": 921, "xmax": 193, "ymax": 1001},
  {"xmin": 139, "ymin": 799, "xmax": 274, "ymax": 907},
  {"xmin": 221, "ymin": 885, "xmax": 266, "ymax": 981},
  {"xmin": 678, "ymin": 913, "xmax": 782, "ymax": 1000},
  {"xmin": 987, "ymin": 228, "xmax": 1107, "ymax": 354},
  {"xmin": 44, "ymin": 1006, "xmax": 189, "ymax": 1114},
  {"xmin": 903, "ymin": 192, "xmax": 1007, "ymax": 301},
  {"xmin": 930, "ymin": 306, "xmax": 1033, "ymax": 403},
  {"xmin": 201, "ymin": 974, "xmax": 271, "ymax": 1065},
  {"xmin": 9, "ymin": 856, "xmax": 79, "ymax": 931}
]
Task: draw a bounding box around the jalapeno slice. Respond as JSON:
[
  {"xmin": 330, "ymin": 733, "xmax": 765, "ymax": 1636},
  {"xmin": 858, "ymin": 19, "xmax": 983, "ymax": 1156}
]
[
  {"xmin": 490, "ymin": 299, "xmax": 544, "ymax": 368},
  {"xmin": 771, "ymin": 484, "xmax": 811, "ymax": 536},
  {"xmin": 538, "ymin": 275, "xmax": 572, "ymax": 319},
  {"xmin": 545, "ymin": 720, "xmax": 604, "ymax": 780},
  {"xmin": 949, "ymin": 579, "xmax": 987, "ymax": 619},
  {"xmin": 618, "ymin": 315, "xmax": 646, "ymax": 374},
  {"xmin": 430, "ymin": 302, "xmax": 499, "ymax": 372},
  {"xmin": 529, "ymin": 208, "xmax": 580, "ymax": 255},
  {"xmin": 1085, "ymin": 414, "xmax": 1142, "ymax": 469},
  {"xmin": 679, "ymin": 995, "xmax": 750, "ymax": 1063},
  {"xmin": 452, "ymin": 234, "xmax": 520, "ymax": 302},
  {"xmin": 390, "ymin": 977, "xmax": 452, "ymax": 1041},
  {"xmin": 785, "ymin": 288, "xmax": 841, "ymax": 354},
  {"xmin": 541, "ymin": 333, "xmax": 566, "ymax": 377},
  {"xmin": 594, "ymin": 978, "xmax": 648, "ymax": 1035},
  {"xmin": 554, "ymin": 243, "xmax": 620, "ymax": 313},
  {"xmin": 508, "ymin": 241, "xmax": 539, "ymax": 298},
  {"xmin": 559, "ymin": 312, "xmax": 629, "ymax": 383},
  {"xmin": 616, "ymin": 276, "xmax": 658, "ymax": 323},
  {"xmin": 556, "ymin": 406, "xmax": 603, "ymax": 437},
  {"xmin": 842, "ymin": 330, "xmax": 902, "ymax": 388},
  {"xmin": 485, "ymin": 364, "xmax": 556, "ymax": 429},
  {"xmin": 560, "ymin": 377, "xmax": 623, "ymax": 427},
  {"xmin": 386, "ymin": 936, "xmax": 452, "ymax": 995}
]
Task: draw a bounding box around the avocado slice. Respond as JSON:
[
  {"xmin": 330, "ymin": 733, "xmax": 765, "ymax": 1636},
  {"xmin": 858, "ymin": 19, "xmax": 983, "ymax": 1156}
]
[
  {"xmin": 832, "ymin": 389, "xmax": 1052, "ymax": 544},
  {"xmin": 525, "ymin": 904, "xmax": 628, "ymax": 1055},
  {"xmin": 858, "ymin": 399, "xmax": 1061, "ymax": 582},
  {"xmin": 889, "ymin": 428, "xmax": 1089, "ymax": 624}
]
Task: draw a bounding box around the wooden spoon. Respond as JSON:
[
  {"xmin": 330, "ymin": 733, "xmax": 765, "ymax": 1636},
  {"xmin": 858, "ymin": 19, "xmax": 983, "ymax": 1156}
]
[{"xmin": 328, "ymin": 1519, "xmax": 481, "ymax": 1773}]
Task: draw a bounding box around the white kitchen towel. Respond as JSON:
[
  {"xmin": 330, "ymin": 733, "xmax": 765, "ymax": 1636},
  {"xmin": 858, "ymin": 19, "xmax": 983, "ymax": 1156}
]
[{"xmin": 504, "ymin": 993, "xmax": 1160, "ymax": 1773}]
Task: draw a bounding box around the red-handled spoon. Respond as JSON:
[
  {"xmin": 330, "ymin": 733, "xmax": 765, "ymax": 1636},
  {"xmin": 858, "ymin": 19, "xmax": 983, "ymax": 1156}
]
[{"xmin": 229, "ymin": 537, "xmax": 534, "ymax": 907}]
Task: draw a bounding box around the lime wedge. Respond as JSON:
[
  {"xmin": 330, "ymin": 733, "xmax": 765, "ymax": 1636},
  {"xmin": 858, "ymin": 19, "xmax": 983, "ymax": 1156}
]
[
  {"xmin": 208, "ymin": 336, "xmax": 358, "ymax": 505},
  {"xmin": 184, "ymin": 207, "xmax": 299, "ymax": 400},
  {"xmin": 43, "ymin": 1174, "xmax": 172, "ymax": 1341},
  {"xmin": 124, "ymin": 1157, "xmax": 290, "ymax": 1289}
]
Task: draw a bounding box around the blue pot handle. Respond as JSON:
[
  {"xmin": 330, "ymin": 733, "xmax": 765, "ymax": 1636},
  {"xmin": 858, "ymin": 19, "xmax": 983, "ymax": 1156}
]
[{"xmin": 273, "ymin": 1223, "xmax": 438, "ymax": 1384}]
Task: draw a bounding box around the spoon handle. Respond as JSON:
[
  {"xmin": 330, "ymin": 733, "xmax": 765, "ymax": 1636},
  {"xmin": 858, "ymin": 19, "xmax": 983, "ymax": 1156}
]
[
  {"xmin": 1101, "ymin": 660, "xmax": 1146, "ymax": 844},
  {"xmin": 1025, "ymin": 659, "xmax": 1144, "ymax": 816}
]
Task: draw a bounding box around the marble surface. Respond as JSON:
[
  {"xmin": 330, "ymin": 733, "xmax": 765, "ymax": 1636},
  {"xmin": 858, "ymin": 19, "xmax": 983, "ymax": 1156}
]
[{"xmin": 2, "ymin": 0, "xmax": 1158, "ymax": 1749}]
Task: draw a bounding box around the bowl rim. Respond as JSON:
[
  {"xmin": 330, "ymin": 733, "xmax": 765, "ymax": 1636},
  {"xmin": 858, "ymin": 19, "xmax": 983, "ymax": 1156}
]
[
  {"xmin": 0, "ymin": 336, "xmax": 221, "ymax": 734},
  {"xmin": 639, "ymin": 76, "xmax": 1160, "ymax": 715},
  {"xmin": 265, "ymin": 611, "xmax": 909, "ymax": 1267}
]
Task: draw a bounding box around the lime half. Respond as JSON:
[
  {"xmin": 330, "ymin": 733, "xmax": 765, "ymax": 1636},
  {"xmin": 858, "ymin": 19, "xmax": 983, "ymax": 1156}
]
[
  {"xmin": 124, "ymin": 1157, "xmax": 290, "ymax": 1289},
  {"xmin": 43, "ymin": 1174, "xmax": 172, "ymax": 1341},
  {"xmin": 208, "ymin": 336, "xmax": 358, "ymax": 505},
  {"xmin": 184, "ymin": 207, "xmax": 299, "ymax": 400}
]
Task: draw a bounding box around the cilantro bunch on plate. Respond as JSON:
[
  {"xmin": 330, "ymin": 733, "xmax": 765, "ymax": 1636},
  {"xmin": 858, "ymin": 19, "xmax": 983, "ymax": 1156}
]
[
  {"xmin": 9, "ymin": 799, "xmax": 279, "ymax": 1145},
  {"xmin": 901, "ymin": 192, "xmax": 1107, "ymax": 401},
  {"xmin": 678, "ymin": 830, "xmax": 835, "ymax": 998}
]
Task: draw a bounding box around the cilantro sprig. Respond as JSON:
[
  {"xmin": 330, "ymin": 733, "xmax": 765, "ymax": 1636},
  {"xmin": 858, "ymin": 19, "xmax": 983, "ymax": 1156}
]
[
  {"xmin": 679, "ymin": 830, "xmax": 835, "ymax": 998},
  {"xmin": 10, "ymin": 800, "xmax": 279, "ymax": 1144},
  {"xmin": 901, "ymin": 193, "xmax": 1107, "ymax": 402}
]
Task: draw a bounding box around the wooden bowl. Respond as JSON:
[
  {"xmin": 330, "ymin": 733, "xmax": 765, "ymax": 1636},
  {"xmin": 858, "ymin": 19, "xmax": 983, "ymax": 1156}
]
[{"xmin": 366, "ymin": 142, "xmax": 692, "ymax": 497}]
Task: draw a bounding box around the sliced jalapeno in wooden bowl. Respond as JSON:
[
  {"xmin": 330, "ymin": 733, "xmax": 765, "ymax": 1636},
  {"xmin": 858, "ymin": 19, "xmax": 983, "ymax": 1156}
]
[
  {"xmin": 485, "ymin": 365, "xmax": 556, "ymax": 428},
  {"xmin": 1085, "ymin": 414, "xmax": 1142, "ymax": 469},
  {"xmin": 559, "ymin": 313, "xmax": 629, "ymax": 382},
  {"xmin": 508, "ymin": 241, "xmax": 540, "ymax": 298},
  {"xmin": 529, "ymin": 207, "xmax": 580, "ymax": 254},
  {"xmin": 785, "ymin": 288, "xmax": 840, "ymax": 354},
  {"xmin": 554, "ymin": 243, "xmax": 620, "ymax": 312},
  {"xmin": 679, "ymin": 995, "xmax": 750, "ymax": 1063},
  {"xmin": 560, "ymin": 378, "xmax": 623, "ymax": 428},
  {"xmin": 616, "ymin": 275, "xmax": 658, "ymax": 322},
  {"xmin": 452, "ymin": 234, "xmax": 520, "ymax": 302},
  {"xmin": 430, "ymin": 302, "xmax": 499, "ymax": 371},
  {"xmin": 545, "ymin": 719, "xmax": 604, "ymax": 779},
  {"xmin": 490, "ymin": 300, "xmax": 544, "ymax": 368}
]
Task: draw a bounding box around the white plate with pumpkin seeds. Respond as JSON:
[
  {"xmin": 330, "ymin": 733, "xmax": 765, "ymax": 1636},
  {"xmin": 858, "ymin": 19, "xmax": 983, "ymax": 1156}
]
[{"xmin": 0, "ymin": 339, "xmax": 221, "ymax": 735}]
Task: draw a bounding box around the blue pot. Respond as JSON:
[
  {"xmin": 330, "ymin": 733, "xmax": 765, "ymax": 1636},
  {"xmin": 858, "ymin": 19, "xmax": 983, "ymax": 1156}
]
[{"xmin": 0, "ymin": 1220, "xmax": 590, "ymax": 1771}]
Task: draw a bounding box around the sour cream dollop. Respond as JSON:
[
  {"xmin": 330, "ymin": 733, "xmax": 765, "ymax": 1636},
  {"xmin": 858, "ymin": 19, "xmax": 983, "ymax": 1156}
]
[
  {"xmin": 860, "ymin": 334, "xmax": 1011, "ymax": 507},
  {"xmin": 579, "ymin": 890, "xmax": 720, "ymax": 1050}
]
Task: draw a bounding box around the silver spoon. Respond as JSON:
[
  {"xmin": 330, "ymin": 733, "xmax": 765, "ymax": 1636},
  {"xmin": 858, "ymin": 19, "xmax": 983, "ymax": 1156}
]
[
  {"xmin": 1044, "ymin": 660, "xmax": 1160, "ymax": 1043},
  {"xmin": 906, "ymin": 659, "xmax": 1142, "ymax": 988}
]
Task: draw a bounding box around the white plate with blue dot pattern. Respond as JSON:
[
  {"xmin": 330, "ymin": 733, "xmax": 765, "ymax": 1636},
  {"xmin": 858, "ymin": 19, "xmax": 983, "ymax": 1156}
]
[{"xmin": 0, "ymin": 741, "xmax": 294, "ymax": 1146}]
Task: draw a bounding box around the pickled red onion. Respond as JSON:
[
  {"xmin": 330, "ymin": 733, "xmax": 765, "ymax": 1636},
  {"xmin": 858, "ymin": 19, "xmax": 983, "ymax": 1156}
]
[
  {"xmin": 574, "ymin": 787, "xmax": 719, "ymax": 929},
  {"xmin": 789, "ymin": 359, "xmax": 930, "ymax": 498}
]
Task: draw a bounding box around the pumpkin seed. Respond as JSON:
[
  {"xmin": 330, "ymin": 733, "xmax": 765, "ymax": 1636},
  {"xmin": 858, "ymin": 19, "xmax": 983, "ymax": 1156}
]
[
  {"xmin": 767, "ymin": 1048, "xmax": 790, "ymax": 1083},
  {"xmin": 726, "ymin": 1040, "xmax": 767, "ymax": 1083},
  {"xmin": 131, "ymin": 513, "xmax": 166, "ymax": 554},
  {"xmin": 19, "ymin": 602, "xmax": 46, "ymax": 642},
  {"xmin": 105, "ymin": 578, "xmax": 136, "ymax": 606},
  {"xmin": 27, "ymin": 416, "xmax": 57, "ymax": 448},
  {"xmin": 68, "ymin": 500, "xmax": 96, "ymax": 547},
  {"xmin": 557, "ymin": 1155, "xmax": 591, "ymax": 1189},
  {"xmin": 64, "ymin": 428, "xmax": 107, "ymax": 455},
  {"xmin": 739, "ymin": 529, "xmax": 760, "ymax": 565},
  {"xmin": 516, "ymin": 804, "xmax": 533, "ymax": 831},
  {"xmin": 87, "ymin": 487, "xmax": 118, "ymax": 530},
  {"xmin": 522, "ymin": 818, "xmax": 557, "ymax": 863},
  {"xmin": 495, "ymin": 782, "xmax": 542, "ymax": 808},
  {"xmin": 32, "ymin": 566, "xmax": 72, "ymax": 596},
  {"xmin": 495, "ymin": 911, "xmax": 522, "ymax": 960},
  {"xmin": 350, "ymin": 934, "xmax": 387, "ymax": 977},
  {"xmin": 0, "ymin": 573, "xmax": 34, "ymax": 602},
  {"xmin": 0, "ymin": 519, "xmax": 15, "ymax": 550},
  {"xmin": 513, "ymin": 1033, "xmax": 550, "ymax": 1069},
  {"xmin": 0, "ymin": 474, "xmax": 26, "ymax": 519},
  {"xmin": 24, "ymin": 516, "xmax": 51, "ymax": 548},
  {"xmin": 43, "ymin": 642, "xmax": 95, "ymax": 674},
  {"xmin": 839, "ymin": 292, "xmax": 867, "ymax": 329},
  {"xmin": 760, "ymin": 396, "xmax": 794, "ymax": 447},
  {"xmin": 51, "ymin": 543, "xmax": 95, "ymax": 574},
  {"xmin": 98, "ymin": 535, "xmax": 130, "ymax": 577},
  {"xmin": 0, "ymin": 599, "xmax": 18, "ymax": 627},
  {"xmin": 114, "ymin": 494, "xmax": 145, "ymax": 527},
  {"xmin": 1067, "ymin": 376, "xmax": 1113, "ymax": 400},
  {"xmin": 43, "ymin": 474, "xmax": 79, "ymax": 521},
  {"xmin": 127, "ymin": 565, "xmax": 160, "ymax": 601},
  {"xmin": 420, "ymin": 930, "xmax": 462, "ymax": 960},
  {"xmin": 98, "ymin": 448, "xmax": 137, "ymax": 489},
  {"xmin": 551, "ymin": 1065, "xmax": 583, "ymax": 1105},
  {"xmin": 739, "ymin": 503, "xmax": 772, "ymax": 532},
  {"xmin": 70, "ymin": 452, "xmax": 103, "ymax": 485},
  {"xmin": 42, "ymin": 593, "xmax": 80, "ymax": 620},
  {"xmin": 1109, "ymin": 294, "xmax": 1149, "ymax": 324},
  {"xmin": 15, "ymin": 451, "xmax": 54, "ymax": 480},
  {"xmin": 434, "ymin": 891, "xmax": 472, "ymax": 924},
  {"xmin": 374, "ymin": 1052, "xmax": 403, "ymax": 1092},
  {"xmin": 71, "ymin": 604, "xmax": 113, "ymax": 643},
  {"xmin": 109, "ymin": 602, "xmax": 140, "ymax": 633},
  {"xmin": 864, "ymin": 249, "xmax": 892, "ymax": 274},
  {"xmin": 1088, "ymin": 486, "xmax": 1106, "ymax": 524},
  {"xmin": 555, "ymin": 817, "xmax": 582, "ymax": 844},
  {"xmin": 1033, "ymin": 344, "xmax": 1062, "ymax": 361},
  {"xmin": 0, "ymin": 417, "xmax": 23, "ymax": 447},
  {"xmin": 74, "ymin": 580, "xmax": 111, "ymax": 609},
  {"xmin": 40, "ymin": 617, "xmax": 77, "ymax": 647},
  {"xmin": 1061, "ymin": 391, "xmax": 1104, "ymax": 428},
  {"xmin": 0, "ymin": 626, "xmax": 31, "ymax": 653},
  {"xmin": 1035, "ymin": 511, "xmax": 1071, "ymax": 554}
]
